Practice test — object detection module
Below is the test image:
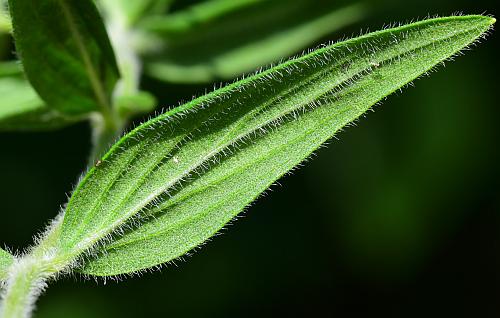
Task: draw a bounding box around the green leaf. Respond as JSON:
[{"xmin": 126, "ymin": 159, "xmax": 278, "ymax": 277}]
[
  {"xmin": 0, "ymin": 0, "xmax": 11, "ymax": 33},
  {"xmin": 141, "ymin": 0, "xmax": 366, "ymax": 83},
  {"xmin": 142, "ymin": 0, "xmax": 267, "ymax": 34},
  {"xmin": 0, "ymin": 60, "xmax": 22, "ymax": 77},
  {"xmin": 56, "ymin": 15, "xmax": 493, "ymax": 276},
  {"xmin": 99, "ymin": 0, "xmax": 173, "ymax": 26},
  {"xmin": 0, "ymin": 248, "xmax": 13, "ymax": 280},
  {"xmin": 8, "ymin": 0, "xmax": 119, "ymax": 115},
  {"xmin": 0, "ymin": 62, "xmax": 79, "ymax": 130},
  {"xmin": 115, "ymin": 91, "xmax": 157, "ymax": 118}
]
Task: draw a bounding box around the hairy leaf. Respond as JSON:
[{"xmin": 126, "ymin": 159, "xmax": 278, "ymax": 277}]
[
  {"xmin": 0, "ymin": 60, "xmax": 22, "ymax": 77},
  {"xmin": 56, "ymin": 16, "xmax": 494, "ymax": 276},
  {"xmin": 0, "ymin": 62, "xmax": 79, "ymax": 130},
  {"xmin": 0, "ymin": 248, "xmax": 13, "ymax": 280},
  {"xmin": 141, "ymin": 0, "xmax": 365, "ymax": 83},
  {"xmin": 8, "ymin": 0, "xmax": 119, "ymax": 115}
]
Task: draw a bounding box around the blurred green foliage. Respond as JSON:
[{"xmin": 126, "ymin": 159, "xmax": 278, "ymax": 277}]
[
  {"xmin": 141, "ymin": 0, "xmax": 366, "ymax": 82},
  {"xmin": 0, "ymin": 0, "xmax": 498, "ymax": 316}
]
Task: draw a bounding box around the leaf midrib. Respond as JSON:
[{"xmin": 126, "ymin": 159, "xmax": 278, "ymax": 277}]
[
  {"xmin": 57, "ymin": 0, "xmax": 110, "ymax": 111},
  {"xmin": 67, "ymin": 43, "xmax": 352, "ymax": 245}
]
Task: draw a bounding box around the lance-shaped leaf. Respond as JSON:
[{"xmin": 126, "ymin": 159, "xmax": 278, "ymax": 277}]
[
  {"xmin": 141, "ymin": 0, "xmax": 365, "ymax": 83},
  {"xmin": 55, "ymin": 16, "xmax": 494, "ymax": 276},
  {"xmin": 8, "ymin": 0, "xmax": 119, "ymax": 115},
  {"xmin": 0, "ymin": 248, "xmax": 13, "ymax": 280},
  {"xmin": 0, "ymin": 61, "xmax": 79, "ymax": 130}
]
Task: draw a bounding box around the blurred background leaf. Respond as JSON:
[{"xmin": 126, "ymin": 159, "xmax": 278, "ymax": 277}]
[
  {"xmin": 8, "ymin": 0, "xmax": 119, "ymax": 115},
  {"xmin": 0, "ymin": 62, "xmax": 79, "ymax": 131},
  {"xmin": 140, "ymin": 0, "xmax": 366, "ymax": 83},
  {"xmin": 0, "ymin": 0, "xmax": 11, "ymax": 34},
  {"xmin": 98, "ymin": 0, "xmax": 174, "ymax": 26},
  {"xmin": 0, "ymin": 0, "xmax": 498, "ymax": 317}
]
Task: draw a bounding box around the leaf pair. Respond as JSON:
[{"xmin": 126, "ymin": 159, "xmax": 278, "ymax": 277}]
[{"xmin": 46, "ymin": 15, "xmax": 494, "ymax": 276}]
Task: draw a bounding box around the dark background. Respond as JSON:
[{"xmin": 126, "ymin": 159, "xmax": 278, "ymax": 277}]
[{"xmin": 1, "ymin": 0, "xmax": 499, "ymax": 317}]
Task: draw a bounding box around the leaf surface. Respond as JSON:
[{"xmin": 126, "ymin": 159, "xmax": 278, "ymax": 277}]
[
  {"xmin": 8, "ymin": 0, "xmax": 119, "ymax": 115},
  {"xmin": 0, "ymin": 248, "xmax": 13, "ymax": 280},
  {"xmin": 141, "ymin": 0, "xmax": 365, "ymax": 83},
  {"xmin": 55, "ymin": 16, "xmax": 494, "ymax": 275}
]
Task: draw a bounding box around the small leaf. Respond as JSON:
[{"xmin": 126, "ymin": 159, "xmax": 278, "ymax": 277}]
[
  {"xmin": 141, "ymin": 0, "xmax": 365, "ymax": 83},
  {"xmin": 56, "ymin": 16, "xmax": 493, "ymax": 276},
  {"xmin": 115, "ymin": 91, "xmax": 157, "ymax": 118},
  {"xmin": 0, "ymin": 248, "xmax": 13, "ymax": 280},
  {"xmin": 0, "ymin": 62, "xmax": 79, "ymax": 130},
  {"xmin": 8, "ymin": 0, "xmax": 119, "ymax": 115}
]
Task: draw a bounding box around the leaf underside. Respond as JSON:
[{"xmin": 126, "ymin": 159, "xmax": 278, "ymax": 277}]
[
  {"xmin": 0, "ymin": 248, "xmax": 13, "ymax": 280},
  {"xmin": 56, "ymin": 16, "xmax": 493, "ymax": 276},
  {"xmin": 8, "ymin": 0, "xmax": 119, "ymax": 115}
]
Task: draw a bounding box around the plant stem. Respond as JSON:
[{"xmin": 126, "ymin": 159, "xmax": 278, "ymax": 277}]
[
  {"xmin": 1, "ymin": 257, "xmax": 47, "ymax": 318},
  {"xmin": 1, "ymin": 6, "xmax": 147, "ymax": 317},
  {"xmin": 88, "ymin": 9, "xmax": 143, "ymax": 164},
  {"xmin": 89, "ymin": 111, "xmax": 124, "ymax": 164}
]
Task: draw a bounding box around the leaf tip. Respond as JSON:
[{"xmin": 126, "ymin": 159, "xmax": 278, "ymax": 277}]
[{"xmin": 476, "ymin": 14, "xmax": 496, "ymax": 27}]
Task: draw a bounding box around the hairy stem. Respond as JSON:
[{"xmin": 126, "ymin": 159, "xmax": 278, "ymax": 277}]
[
  {"xmin": 1, "ymin": 256, "xmax": 52, "ymax": 318},
  {"xmin": 88, "ymin": 9, "xmax": 143, "ymax": 164}
]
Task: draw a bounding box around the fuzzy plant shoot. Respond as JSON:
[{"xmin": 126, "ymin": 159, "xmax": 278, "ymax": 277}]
[
  {"xmin": 0, "ymin": 0, "xmax": 495, "ymax": 317},
  {"xmin": 0, "ymin": 249, "xmax": 12, "ymax": 281}
]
